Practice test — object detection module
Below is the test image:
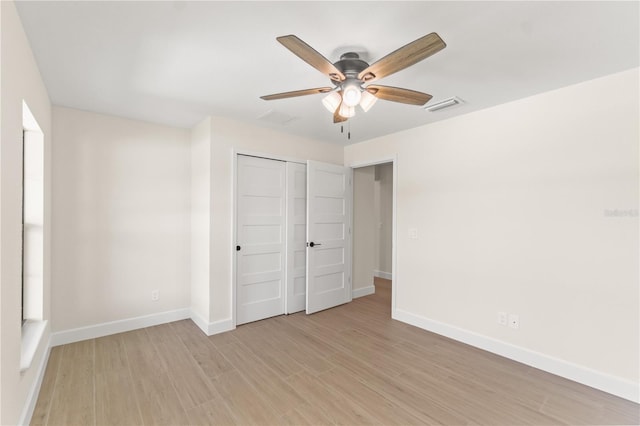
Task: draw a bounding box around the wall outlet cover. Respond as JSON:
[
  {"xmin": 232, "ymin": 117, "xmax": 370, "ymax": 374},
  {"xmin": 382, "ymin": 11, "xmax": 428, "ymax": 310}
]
[{"xmin": 508, "ymin": 314, "xmax": 519, "ymax": 329}]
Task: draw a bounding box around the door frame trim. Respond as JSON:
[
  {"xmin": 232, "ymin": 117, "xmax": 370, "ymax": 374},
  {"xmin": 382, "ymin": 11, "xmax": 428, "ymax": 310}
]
[{"xmin": 348, "ymin": 156, "xmax": 398, "ymax": 319}]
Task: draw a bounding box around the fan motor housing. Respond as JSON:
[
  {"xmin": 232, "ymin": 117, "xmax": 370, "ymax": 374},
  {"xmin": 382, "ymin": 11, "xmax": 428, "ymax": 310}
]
[{"xmin": 334, "ymin": 52, "xmax": 369, "ymax": 83}]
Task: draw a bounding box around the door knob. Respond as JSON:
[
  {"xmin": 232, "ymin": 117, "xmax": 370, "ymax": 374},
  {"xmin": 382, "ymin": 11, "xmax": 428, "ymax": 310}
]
[{"xmin": 308, "ymin": 242, "xmax": 322, "ymax": 247}]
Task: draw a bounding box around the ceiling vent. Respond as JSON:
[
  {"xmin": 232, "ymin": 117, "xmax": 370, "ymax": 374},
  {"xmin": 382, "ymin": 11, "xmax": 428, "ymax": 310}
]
[
  {"xmin": 257, "ymin": 109, "xmax": 298, "ymax": 126},
  {"xmin": 423, "ymin": 96, "xmax": 464, "ymax": 112}
]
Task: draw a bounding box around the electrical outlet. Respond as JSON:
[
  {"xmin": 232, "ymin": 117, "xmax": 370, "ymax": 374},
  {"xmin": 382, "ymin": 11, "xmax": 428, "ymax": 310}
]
[
  {"xmin": 508, "ymin": 314, "xmax": 519, "ymax": 329},
  {"xmin": 498, "ymin": 311, "xmax": 508, "ymax": 326},
  {"xmin": 151, "ymin": 289, "xmax": 159, "ymax": 301}
]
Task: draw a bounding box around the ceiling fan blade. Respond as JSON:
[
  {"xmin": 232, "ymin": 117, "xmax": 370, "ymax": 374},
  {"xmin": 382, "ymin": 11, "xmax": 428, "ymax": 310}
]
[
  {"xmin": 366, "ymin": 85, "xmax": 433, "ymax": 105},
  {"xmin": 333, "ymin": 101, "xmax": 348, "ymax": 123},
  {"xmin": 277, "ymin": 35, "xmax": 346, "ymax": 82},
  {"xmin": 333, "ymin": 111, "xmax": 348, "ymax": 123},
  {"xmin": 260, "ymin": 87, "xmax": 333, "ymax": 101},
  {"xmin": 358, "ymin": 33, "xmax": 446, "ymax": 83}
]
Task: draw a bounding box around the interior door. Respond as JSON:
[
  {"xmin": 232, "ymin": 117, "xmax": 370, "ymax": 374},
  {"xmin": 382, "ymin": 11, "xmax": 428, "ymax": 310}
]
[
  {"xmin": 286, "ymin": 162, "xmax": 307, "ymax": 314},
  {"xmin": 236, "ymin": 155, "xmax": 286, "ymax": 325},
  {"xmin": 306, "ymin": 160, "xmax": 352, "ymax": 314}
]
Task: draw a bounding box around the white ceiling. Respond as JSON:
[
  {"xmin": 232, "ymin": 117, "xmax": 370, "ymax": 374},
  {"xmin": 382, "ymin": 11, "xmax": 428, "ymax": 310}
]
[{"xmin": 15, "ymin": 1, "xmax": 639, "ymax": 145}]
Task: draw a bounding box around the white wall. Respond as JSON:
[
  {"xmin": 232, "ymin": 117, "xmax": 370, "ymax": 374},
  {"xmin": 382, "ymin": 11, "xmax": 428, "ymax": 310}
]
[
  {"xmin": 374, "ymin": 163, "xmax": 393, "ymax": 277},
  {"xmin": 190, "ymin": 117, "xmax": 211, "ymax": 327},
  {"xmin": 344, "ymin": 69, "xmax": 639, "ymax": 398},
  {"xmin": 204, "ymin": 117, "xmax": 344, "ymax": 326},
  {"xmin": 0, "ymin": 1, "xmax": 52, "ymax": 424},
  {"xmin": 52, "ymin": 107, "xmax": 191, "ymax": 332},
  {"xmin": 353, "ymin": 166, "xmax": 375, "ymax": 294}
]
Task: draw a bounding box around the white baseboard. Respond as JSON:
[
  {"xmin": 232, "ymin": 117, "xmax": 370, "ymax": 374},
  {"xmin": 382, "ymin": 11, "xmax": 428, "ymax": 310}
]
[
  {"xmin": 18, "ymin": 337, "xmax": 51, "ymax": 426},
  {"xmin": 374, "ymin": 270, "xmax": 392, "ymax": 280},
  {"xmin": 393, "ymin": 308, "xmax": 639, "ymax": 403},
  {"xmin": 190, "ymin": 310, "xmax": 235, "ymax": 336},
  {"xmin": 50, "ymin": 308, "xmax": 190, "ymax": 346},
  {"xmin": 353, "ymin": 285, "xmax": 375, "ymax": 299}
]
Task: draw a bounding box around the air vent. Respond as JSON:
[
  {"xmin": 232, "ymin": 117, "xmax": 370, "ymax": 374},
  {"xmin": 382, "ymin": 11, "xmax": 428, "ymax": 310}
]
[
  {"xmin": 257, "ymin": 109, "xmax": 298, "ymax": 126},
  {"xmin": 423, "ymin": 96, "xmax": 464, "ymax": 112}
]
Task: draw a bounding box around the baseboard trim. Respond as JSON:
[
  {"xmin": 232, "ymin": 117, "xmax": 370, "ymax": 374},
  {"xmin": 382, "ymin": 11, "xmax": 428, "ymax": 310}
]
[
  {"xmin": 393, "ymin": 309, "xmax": 639, "ymax": 403},
  {"xmin": 353, "ymin": 285, "xmax": 375, "ymax": 299},
  {"xmin": 190, "ymin": 310, "xmax": 235, "ymax": 336},
  {"xmin": 374, "ymin": 270, "xmax": 392, "ymax": 280},
  {"xmin": 50, "ymin": 308, "xmax": 191, "ymax": 346},
  {"xmin": 18, "ymin": 336, "xmax": 51, "ymax": 426}
]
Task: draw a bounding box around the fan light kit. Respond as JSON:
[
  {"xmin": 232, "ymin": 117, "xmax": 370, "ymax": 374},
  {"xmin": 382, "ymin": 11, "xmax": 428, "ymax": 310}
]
[{"xmin": 261, "ymin": 33, "xmax": 447, "ymax": 124}]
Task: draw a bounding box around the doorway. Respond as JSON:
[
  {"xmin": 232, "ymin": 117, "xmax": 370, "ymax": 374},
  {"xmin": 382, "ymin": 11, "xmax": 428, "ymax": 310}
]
[{"xmin": 352, "ymin": 162, "xmax": 394, "ymax": 312}]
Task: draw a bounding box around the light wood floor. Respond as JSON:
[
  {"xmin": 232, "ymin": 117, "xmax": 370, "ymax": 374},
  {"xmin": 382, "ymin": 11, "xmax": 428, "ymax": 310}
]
[{"xmin": 32, "ymin": 278, "xmax": 639, "ymax": 425}]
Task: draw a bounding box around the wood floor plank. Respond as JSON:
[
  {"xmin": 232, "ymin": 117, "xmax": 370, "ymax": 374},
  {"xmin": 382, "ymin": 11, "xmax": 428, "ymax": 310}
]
[
  {"xmin": 45, "ymin": 340, "xmax": 94, "ymax": 426},
  {"xmin": 206, "ymin": 329, "xmax": 239, "ymax": 347},
  {"xmin": 214, "ymin": 370, "xmax": 281, "ymax": 424},
  {"xmin": 146, "ymin": 323, "xmax": 218, "ymax": 410},
  {"xmin": 284, "ymin": 314, "xmax": 412, "ymax": 378},
  {"xmin": 30, "ymin": 346, "xmax": 63, "ymax": 426},
  {"xmin": 258, "ymin": 320, "xmax": 336, "ymax": 375},
  {"xmin": 217, "ymin": 341, "xmax": 306, "ymax": 415},
  {"xmin": 120, "ymin": 329, "xmax": 169, "ymax": 377},
  {"xmin": 230, "ymin": 322, "xmax": 305, "ymax": 378},
  {"xmin": 280, "ymin": 402, "xmax": 335, "ymax": 425},
  {"xmin": 128, "ymin": 372, "xmax": 187, "ymax": 425},
  {"xmin": 279, "ymin": 407, "xmax": 315, "ymax": 426},
  {"xmin": 271, "ymin": 316, "xmax": 339, "ymax": 358},
  {"xmin": 170, "ymin": 319, "xmax": 234, "ymax": 380},
  {"xmin": 122, "ymin": 329, "xmax": 188, "ymax": 425},
  {"xmin": 395, "ymin": 339, "xmax": 551, "ymax": 410},
  {"xmin": 318, "ymin": 366, "xmax": 426, "ymax": 425},
  {"xmin": 95, "ymin": 334, "xmax": 128, "ymax": 374},
  {"xmin": 398, "ymin": 364, "xmax": 564, "ymax": 425},
  {"xmin": 327, "ymin": 350, "xmax": 472, "ymax": 425},
  {"xmin": 286, "ymin": 371, "xmax": 378, "ymax": 425},
  {"xmin": 94, "ymin": 333, "xmax": 142, "ymax": 425},
  {"xmin": 95, "ymin": 369, "xmax": 143, "ymax": 425},
  {"xmin": 185, "ymin": 395, "xmax": 238, "ymax": 425}
]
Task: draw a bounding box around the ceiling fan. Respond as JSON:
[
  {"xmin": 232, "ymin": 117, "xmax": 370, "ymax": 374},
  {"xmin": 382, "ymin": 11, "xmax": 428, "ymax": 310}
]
[{"xmin": 260, "ymin": 33, "xmax": 446, "ymax": 123}]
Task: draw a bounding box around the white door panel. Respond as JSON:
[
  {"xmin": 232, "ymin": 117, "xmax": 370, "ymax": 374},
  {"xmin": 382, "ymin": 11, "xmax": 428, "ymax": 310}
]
[
  {"xmin": 286, "ymin": 162, "xmax": 307, "ymax": 314},
  {"xmin": 236, "ymin": 156, "xmax": 286, "ymax": 325},
  {"xmin": 306, "ymin": 161, "xmax": 352, "ymax": 314}
]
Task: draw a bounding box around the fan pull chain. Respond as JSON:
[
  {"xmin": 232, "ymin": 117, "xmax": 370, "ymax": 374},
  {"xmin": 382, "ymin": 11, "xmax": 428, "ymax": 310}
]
[{"xmin": 337, "ymin": 123, "xmax": 352, "ymax": 140}]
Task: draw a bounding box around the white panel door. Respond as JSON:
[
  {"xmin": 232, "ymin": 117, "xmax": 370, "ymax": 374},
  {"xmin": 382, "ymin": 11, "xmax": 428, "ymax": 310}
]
[
  {"xmin": 236, "ymin": 155, "xmax": 286, "ymax": 325},
  {"xmin": 306, "ymin": 161, "xmax": 352, "ymax": 314},
  {"xmin": 286, "ymin": 162, "xmax": 307, "ymax": 314}
]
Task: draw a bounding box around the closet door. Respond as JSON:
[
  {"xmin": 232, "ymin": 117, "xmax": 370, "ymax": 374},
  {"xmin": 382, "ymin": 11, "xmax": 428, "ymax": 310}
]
[
  {"xmin": 236, "ymin": 156, "xmax": 286, "ymax": 325},
  {"xmin": 306, "ymin": 161, "xmax": 353, "ymax": 314},
  {"xmin": 285, "ymin": 162, "xmax": 307, "ymax": 314}
]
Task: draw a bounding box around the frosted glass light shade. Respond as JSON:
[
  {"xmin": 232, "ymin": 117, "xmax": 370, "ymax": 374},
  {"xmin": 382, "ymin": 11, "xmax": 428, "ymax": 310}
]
[
  {"xmin": 342, "ymin": 83, "xmax": 362, "ymax": 107},
  {"xmin": 359, "ymin": 90, "xmax": 378, "ymax": 112},
  {"xmin": 339, "ymin": 103, "xmax": 355, "ymax": 118},
  {"xmin": 322, "ymin": 92, "xmax": 341, "ymax": 113}
]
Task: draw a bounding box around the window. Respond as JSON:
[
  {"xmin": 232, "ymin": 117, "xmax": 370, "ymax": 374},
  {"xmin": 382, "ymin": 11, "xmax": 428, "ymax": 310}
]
[
  {"xmin": 22, "ymin": 129, "xmax": 26, "ymax": 325},
  {"xmin": 21, "ymin": 100, "xmax": 46, "ymax": 372}
]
